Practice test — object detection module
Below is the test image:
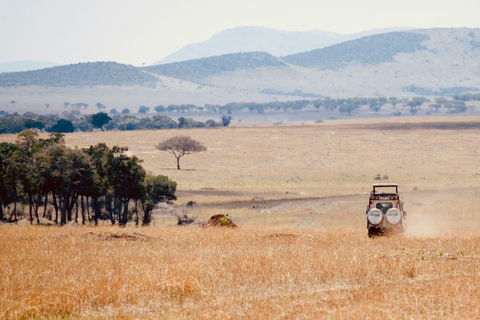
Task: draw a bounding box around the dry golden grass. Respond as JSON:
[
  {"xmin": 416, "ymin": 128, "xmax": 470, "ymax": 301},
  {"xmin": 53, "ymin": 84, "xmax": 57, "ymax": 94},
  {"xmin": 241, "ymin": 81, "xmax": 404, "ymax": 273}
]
[
  {"xmin": 1, "ymin": 116, "xmax": 480, "ymax": 319},
  {"xmin": 1, "ymin": 226, "xmax": 480, "ymax": 319}
]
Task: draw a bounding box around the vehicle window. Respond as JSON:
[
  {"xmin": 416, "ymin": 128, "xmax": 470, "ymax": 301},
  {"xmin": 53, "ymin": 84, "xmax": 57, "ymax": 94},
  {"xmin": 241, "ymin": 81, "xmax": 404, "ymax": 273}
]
[{"xmin": 376, "ymin": 202, "xmax": 393, "ymax": 213}]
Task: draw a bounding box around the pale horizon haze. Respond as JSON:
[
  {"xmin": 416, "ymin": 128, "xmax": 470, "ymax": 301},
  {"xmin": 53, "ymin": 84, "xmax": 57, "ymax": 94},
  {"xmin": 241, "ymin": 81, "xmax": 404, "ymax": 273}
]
[{"xmin": 1, "ymin": 0, "xmax": 479, "ymax": 66}]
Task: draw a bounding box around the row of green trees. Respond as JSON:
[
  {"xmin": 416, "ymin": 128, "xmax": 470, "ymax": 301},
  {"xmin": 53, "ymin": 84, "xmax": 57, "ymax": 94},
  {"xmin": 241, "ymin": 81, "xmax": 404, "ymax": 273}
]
[
  {"xmin": 1, "ymin": 95, "xmax": 475, "ymax": 134},
  {"xmin": 0, "ymin": 112, "xmax": 228, "ymax": 134},
  {"xmin": 0, "ymin": 130, "xmax": 177, "ymax": 225}
]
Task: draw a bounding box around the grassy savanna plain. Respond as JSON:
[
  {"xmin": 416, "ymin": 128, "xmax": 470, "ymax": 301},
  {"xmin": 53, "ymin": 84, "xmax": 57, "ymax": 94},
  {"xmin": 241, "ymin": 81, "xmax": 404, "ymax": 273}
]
[{"xmin": 1, "ymin": 116, "xmax": 480, "ymax": 319}]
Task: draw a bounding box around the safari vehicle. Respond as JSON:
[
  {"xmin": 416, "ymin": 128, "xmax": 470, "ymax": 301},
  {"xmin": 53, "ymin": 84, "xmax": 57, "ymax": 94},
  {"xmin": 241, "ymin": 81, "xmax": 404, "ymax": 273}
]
[{"xmin": 366, "ymin": 183, "xmax": 406, "ymax": 237}]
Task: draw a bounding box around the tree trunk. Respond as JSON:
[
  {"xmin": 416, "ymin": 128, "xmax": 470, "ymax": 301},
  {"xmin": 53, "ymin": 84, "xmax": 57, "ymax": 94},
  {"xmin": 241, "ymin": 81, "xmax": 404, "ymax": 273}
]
[
  {"xmin": 43, "ymin": 193, "xmax": 48, "ymax": 219},
  {"xmin": 60, "ymin": 195, "xmax": 67, "ymax": 226},
  {"xmin": 52, "ymin": 192, "xmax": 59, "ymax": 224},
  {"xmin": 106, "ymin": 195, "xmax": 115, "ymax": 224},
  {"xmin": 28, "ymin": 194, "xmax": 33, "ymax": 224},
  {"xmin": 120, "ymin": 198, "xmax": 129, "ymax": 226},
  {"xmin": 67, "ymin": 195, "xmax": 77, "ymax": 223},
  {"xmin": 92, "ymin": 197, "xmax": 100, "ymax": 226},
  {"xmin": 143, "ymin": 209, "xmax": 151, "ymax": 226},
  {"xmin": 34, "ymin": 193, "xmax": 40, "ymax": 224},
  {"xmin": 81, "ymin": 195, "xmax": 86, "ymax": 225},
  {"xmin": 134, "ymin": 200, "xmax": 139, "ymax": 226},
  {"xmin": 10, "ymin": 201, "xmax": 17, "ymax": 222},
  {"xmin": 85, "ymin": 196, "xmax": 91, "ymax": 224}
]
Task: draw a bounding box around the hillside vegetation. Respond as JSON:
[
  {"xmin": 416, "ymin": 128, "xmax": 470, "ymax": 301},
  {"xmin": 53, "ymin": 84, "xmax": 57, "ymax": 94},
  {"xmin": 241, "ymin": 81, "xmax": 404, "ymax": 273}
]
[
  {"xmin": 282, "ymin": 32, "xmax": 429, "ymax": 69},
  {"xmin": 0, "ymin": 62, "xmax": 157, "ymax": 87},
  {"xmin": 144, "ymin": 52, "xmax": 286, "ymax": 83}
]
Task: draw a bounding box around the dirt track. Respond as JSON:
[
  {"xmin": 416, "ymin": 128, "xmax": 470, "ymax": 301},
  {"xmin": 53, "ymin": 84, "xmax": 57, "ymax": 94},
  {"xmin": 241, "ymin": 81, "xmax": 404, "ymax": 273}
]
[
  {"xmin": 178, "ymin": 186, "xmax": 480, "ymax": 210},
  {"xmin": 177, "ymin": 186, "xmax": 480, "ymax": 234}
]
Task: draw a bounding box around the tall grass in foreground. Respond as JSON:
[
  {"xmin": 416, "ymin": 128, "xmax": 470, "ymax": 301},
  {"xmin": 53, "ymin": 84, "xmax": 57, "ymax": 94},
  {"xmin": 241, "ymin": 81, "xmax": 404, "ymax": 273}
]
[{"xmin": 1, "ymin": 225, "xmax": 479, "ymax": 319}]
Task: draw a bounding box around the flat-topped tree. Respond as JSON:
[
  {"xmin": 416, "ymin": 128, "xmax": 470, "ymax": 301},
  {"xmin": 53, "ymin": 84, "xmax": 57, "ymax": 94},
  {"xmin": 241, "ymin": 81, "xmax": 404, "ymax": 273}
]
[{"xmin": 156, "ymin": 136, "xmax": 206, "ymax": 170}]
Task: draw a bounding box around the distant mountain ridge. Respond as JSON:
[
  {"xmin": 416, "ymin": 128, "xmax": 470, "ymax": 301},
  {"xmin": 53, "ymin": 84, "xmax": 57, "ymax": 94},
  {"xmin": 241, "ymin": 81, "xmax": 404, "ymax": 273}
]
[
  {"xmin": 1, "ymin": 27, "xmax": 480, "ymax": 111},
  {"xmin": 0, "ymin": 61, "xmax": 157, "ymax": 87},
  {"xmin": 155, "ymin": 26, "xmax": 415, "ymax": 64}
]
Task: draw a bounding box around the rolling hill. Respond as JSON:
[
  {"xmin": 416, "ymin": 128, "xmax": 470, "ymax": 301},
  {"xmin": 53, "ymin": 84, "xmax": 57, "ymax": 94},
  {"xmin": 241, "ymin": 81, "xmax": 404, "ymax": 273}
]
[
  {"xmin": 282, "ymin": 32, "xmax": 429, "ymax": 69},
  {"xmin": 155, "ymin": 26, "xmax": 415, "ymax": 64},
  {"xmin": 0, "ymin": 28, "xmax": 479, "ymax": 114},
  {"xmin": 0, "ymin": 61, "xmax": 158, "ymax": 87},
  {"xmin": 144, "ymin": 52, "xmax": 287, "ymax": 83}
]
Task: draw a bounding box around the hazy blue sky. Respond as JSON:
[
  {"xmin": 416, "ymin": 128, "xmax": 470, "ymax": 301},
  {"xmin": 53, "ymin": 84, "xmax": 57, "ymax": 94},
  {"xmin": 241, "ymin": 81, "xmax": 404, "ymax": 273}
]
[{"xmin": 1, "ymin": 0, "xmax": 479, "ymax": 66}]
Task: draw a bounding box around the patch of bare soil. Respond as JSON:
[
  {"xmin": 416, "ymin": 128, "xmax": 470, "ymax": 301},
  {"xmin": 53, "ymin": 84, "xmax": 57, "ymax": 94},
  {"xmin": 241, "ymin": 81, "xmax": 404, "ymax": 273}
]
[
  {"xmin": 84, "ymin": 231, "xmax": 150, "ymax": 241},
  {"xmin": 176, "ymin": 189, "xmax": 258, "ymax": 198},
  {"xmin": 203, "ymin": 214, "xmax": 237, "ymax": 228},
  {"xmin": 194, "ymin": 193, "xmax": 365, "ymax": 211}
]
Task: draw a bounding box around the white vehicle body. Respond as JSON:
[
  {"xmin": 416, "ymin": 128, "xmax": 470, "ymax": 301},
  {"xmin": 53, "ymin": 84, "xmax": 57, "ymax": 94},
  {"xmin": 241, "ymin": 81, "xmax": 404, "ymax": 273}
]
[{"xmin": 366, "ymin": 184, "xmax": 406, "ymax": 237}]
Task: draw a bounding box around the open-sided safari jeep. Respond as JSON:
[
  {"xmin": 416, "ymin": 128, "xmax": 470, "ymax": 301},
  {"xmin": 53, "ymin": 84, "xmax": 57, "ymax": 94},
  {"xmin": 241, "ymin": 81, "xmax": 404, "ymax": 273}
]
[{"xmin": 366, "ymin": 184, "xmax": 406, "ymax": 237}]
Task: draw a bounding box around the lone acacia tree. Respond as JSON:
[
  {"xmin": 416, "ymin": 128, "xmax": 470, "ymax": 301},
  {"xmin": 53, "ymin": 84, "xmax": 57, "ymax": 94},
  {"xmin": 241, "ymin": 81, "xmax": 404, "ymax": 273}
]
[{"xmin": 156, "ymin": 136, "xmax": 206, "ymax": 170}]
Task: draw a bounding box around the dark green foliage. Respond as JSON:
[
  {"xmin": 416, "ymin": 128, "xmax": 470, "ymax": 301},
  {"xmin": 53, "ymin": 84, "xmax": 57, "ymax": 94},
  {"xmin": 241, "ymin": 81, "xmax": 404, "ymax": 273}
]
[
  {"xmin": 104, "ymin": 146, "xmax": 145, "ymax": 225},
  {"xmin": 283, "ymin": 32, "xmax": 430, "ymax": 69},
  {"xmin": 221, "ymin": 115, "xmax": 232, "ymax": 126},
  {"xmin": 143, "ymin": 52, "xmax": 286, "ymax": 82},
  {"xmin": 89, "ymin": 112, "xmax": 112, "ymax": 131},
  {"xmin": 0, "ymin": 142, "xmax": 20, "ymax": 220},
  {"xmin": 141, "ymin": 174, "xmax": 177, "ymax": 225},
  {"xmin": 0, "ymin": 132, "xmax": 177, "ymax": 225},
  {"xmin": 49, "ymin": 119, "xmax": 74, "ymax": 133},
  {"xmin": 0, "ymin": 62, "xmax": 158, "ymax": 87},
  {"xmin": 24, "ymin": 119, "xmax": 44, "ymax": 130}
]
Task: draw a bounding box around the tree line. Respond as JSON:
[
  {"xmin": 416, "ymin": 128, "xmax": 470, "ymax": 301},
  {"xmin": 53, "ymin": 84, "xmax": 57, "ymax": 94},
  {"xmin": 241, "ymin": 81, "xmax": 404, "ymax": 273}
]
[
  {"xmin": 0, "ymin": 130, "xmax": 177, "ymax": 225},
  {"xmin": 1, "ymin": 95, "xmax": 475, "ymax": 134},
  {"xmin": 0, "ymin": 112, "xmax": 230, "ymax": 134}
]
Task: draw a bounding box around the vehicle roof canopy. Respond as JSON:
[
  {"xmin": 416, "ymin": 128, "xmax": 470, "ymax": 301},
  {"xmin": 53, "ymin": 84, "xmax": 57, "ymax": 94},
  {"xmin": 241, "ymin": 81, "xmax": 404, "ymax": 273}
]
[
  {"xmin": 371, "ymin": 184, "xmax": 399, "ymax": 195},
  {"xmin": 372, "ymin": 183, "xmax": 398, "ymax": 187}
]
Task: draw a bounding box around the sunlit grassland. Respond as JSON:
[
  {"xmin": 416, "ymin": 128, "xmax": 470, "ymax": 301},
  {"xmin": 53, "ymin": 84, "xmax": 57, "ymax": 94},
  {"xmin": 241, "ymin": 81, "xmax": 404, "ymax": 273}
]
[
  {"xmin": 1, "ymin": 116, "xmax": 480, "ymax": 319},
  {"xmin": 1, "ymin": 226, "xmax": 480, "ymax": 319},
  {"xmin": 2, "ymin": 116, "xmax": 478, "ymax": 197}
]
